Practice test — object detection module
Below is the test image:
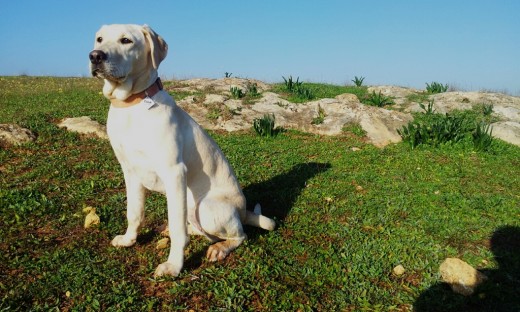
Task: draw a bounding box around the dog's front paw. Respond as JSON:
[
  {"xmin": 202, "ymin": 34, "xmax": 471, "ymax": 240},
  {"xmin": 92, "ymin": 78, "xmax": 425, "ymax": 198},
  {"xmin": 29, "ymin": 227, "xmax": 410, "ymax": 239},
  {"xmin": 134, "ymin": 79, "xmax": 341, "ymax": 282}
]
[
  {"xmin": 111, "ymin": 235, "xmax": 136, "ymax": 247},
  {"xmin": 154, "ymin": 262, "xmax": 181, "ymax": 278}
]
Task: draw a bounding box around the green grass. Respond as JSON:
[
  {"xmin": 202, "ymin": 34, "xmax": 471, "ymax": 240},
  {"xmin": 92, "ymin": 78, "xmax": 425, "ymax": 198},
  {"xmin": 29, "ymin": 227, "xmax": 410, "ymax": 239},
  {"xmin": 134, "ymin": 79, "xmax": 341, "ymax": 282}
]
[
  {"xmin": 1, "ymin": 77, "xmax": 519, "ymax": 311},
  {"xmin": 272, "ymin": 81, "xmax": 368, "ymax": 103}
]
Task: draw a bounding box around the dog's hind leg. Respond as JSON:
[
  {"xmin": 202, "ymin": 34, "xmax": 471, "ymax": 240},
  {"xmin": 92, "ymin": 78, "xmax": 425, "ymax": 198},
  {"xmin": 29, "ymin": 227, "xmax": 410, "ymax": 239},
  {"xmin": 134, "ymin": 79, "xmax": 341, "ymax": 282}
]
[{"xmin": 197, "ymin": 197, "xmax": 247, "ymax": 262}]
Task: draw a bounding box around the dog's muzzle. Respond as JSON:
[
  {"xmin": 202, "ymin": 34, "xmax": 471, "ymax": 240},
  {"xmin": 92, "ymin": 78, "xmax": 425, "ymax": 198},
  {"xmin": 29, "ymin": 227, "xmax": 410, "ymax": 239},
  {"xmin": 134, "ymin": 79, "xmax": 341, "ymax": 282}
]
[{"xmin": 89, "ymin": 50, "xmax": 108, "ymax": 77}]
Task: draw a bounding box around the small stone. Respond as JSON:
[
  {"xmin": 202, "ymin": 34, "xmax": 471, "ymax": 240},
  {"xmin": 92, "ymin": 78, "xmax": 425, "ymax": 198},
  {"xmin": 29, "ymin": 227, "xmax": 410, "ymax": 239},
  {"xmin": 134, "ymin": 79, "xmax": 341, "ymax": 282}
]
[
  {"xmin": 351, "ymin": 147, "xmax": 361, "ymax": 152},
  {"xmin": 393, "ymin": 264, "xmax": 405, "ymax": 276},
  {"xmin": 440, "ymin": 258, "xmax": 487, "ymax": 296}
]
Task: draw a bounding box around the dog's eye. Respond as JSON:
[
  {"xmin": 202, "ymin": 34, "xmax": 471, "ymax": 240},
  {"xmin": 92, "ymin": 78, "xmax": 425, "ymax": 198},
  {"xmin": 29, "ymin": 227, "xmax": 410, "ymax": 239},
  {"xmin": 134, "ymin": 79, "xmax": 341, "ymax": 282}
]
[
  {"xmin": 96, "ymin": 37, "xmax": 103, "ymax": 43},
  {"xmin": 120, "ymin": 38, "xmax": 133, "ymax": 44}
]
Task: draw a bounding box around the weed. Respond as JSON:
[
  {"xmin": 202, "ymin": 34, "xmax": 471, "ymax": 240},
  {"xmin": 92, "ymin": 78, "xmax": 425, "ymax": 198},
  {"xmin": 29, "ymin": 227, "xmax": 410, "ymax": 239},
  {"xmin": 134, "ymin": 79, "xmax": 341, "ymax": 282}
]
[
  {"xmin": 311, "ymin": 104, "xmax": 327, "ymax": 125},
  {"xmin": 481, "ymin": 103, "xmax": 494, "ymax": 116},
  {"xmin": 363, "ymin": 91, "xmax": 394, "ymax": 107},
  {"xmin": 246, "ymin": 81, "xmax": 261, "ymax": 98},
  {"xmin": 230, "ymin": 86, "xmax": 244, "ymax": 99},
  {"xmin": 282, "ymin": 75, "xmax": 303, "ymax": 92},
  {"xmin": 473, "ymin": 122, "xmax": 494, "ymax": 152},
  {"xmin": 352, "ymin": 76, "xmax": 365, "ymax": 87},
  {"xmin": 281, "ymin": 75, "xmax": 315, "ymax": 101},
  {"xmin": 225, "ymin": 72, "xmax": 233, "ymax": 78},
  {"xmin": 253, "ymin": 113, "xmax": 280, "ymax": 137},
  {"xmin": 419, "ymin": 100, "xmax": 436, "ymax": 115},
  {"xmin": 426, "ymin": 82, "xmax": 449, "ymax": 94}
]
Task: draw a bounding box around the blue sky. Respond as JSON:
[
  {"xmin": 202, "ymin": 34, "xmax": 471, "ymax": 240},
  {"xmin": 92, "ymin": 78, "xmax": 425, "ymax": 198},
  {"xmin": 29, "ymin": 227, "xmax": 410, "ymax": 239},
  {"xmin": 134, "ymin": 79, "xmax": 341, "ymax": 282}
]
[{"xmin": 1, "ymin": 1, "xmax": 519, "ymax": 94}]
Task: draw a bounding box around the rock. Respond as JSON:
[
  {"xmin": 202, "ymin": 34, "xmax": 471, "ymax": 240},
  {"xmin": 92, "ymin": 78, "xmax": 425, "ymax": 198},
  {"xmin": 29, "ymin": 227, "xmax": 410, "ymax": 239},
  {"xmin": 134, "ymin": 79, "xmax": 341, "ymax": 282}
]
[
  {"xmin": 491, "ymin": 121, "xmax": 520, "ymax": 146},
  {"xmin": 439, "ymin": 258, "xmax": 487, "ymax": 296},
  {"xmin": 204, "ymin": 94, "xmax": 227, "ymax": 105},
  {"xmin": 393, "ymin": 264, "xmax": 405, "ymax": 276},
  {"xmin": 58, "ymin": 117, "xmax": 108, "ymax": 139},
  {"xmin": 0, "ymin": 124, "xmax": 36, "ymax": 146}
]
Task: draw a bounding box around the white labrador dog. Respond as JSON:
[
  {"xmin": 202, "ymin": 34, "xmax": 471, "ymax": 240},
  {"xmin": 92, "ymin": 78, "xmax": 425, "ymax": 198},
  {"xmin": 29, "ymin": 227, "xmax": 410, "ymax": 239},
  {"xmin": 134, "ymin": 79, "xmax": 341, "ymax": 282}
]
[{"xmin": 89, "ymin": 24, "xmax": 275, "ymax": 277}]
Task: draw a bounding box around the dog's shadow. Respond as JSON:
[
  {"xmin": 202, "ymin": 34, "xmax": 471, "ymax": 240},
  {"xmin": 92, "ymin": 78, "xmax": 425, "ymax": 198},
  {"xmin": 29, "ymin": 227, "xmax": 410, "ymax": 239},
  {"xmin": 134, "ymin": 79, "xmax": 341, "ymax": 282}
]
[
  {"xmin": 242, "ymin": 162, "xmax": 331, "ymax": 241},
  {"xmin": 182, "ymin": 162, "xmax": 331, "ymax": 270}
]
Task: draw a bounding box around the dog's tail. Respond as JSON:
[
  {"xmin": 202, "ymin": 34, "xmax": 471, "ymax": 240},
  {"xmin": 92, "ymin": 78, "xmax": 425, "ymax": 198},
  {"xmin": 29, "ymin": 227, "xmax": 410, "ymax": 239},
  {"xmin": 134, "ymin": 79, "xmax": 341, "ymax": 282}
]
[{"xmin": 244, "ymin": 203, "xmax": 276, "ymax": 231}]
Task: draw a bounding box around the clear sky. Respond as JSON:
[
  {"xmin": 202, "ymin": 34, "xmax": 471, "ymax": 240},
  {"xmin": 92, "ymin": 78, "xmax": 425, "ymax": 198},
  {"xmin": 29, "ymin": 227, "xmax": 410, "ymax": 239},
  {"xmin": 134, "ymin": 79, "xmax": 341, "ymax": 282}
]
[{"xmin": 1, "ymin": 1, "xmax": 519, "ymax": 94}]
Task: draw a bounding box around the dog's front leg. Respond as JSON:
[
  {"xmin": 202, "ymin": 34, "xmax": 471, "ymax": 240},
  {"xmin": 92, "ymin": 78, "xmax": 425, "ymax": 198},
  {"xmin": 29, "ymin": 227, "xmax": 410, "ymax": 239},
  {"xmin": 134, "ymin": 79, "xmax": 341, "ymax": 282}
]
[
  {"xmin": 154, "ymin": 164, "xmax": 189, "ymax": 277},
  {"xmin": 112, "ymin": 172, "xmax": 146, "ymax": 247}
]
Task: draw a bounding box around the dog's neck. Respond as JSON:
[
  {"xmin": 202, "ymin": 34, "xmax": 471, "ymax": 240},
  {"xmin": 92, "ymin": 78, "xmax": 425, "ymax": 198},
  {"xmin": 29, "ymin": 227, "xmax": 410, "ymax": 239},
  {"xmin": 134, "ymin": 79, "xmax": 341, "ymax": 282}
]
[{"xmin": 108, "ymin": 78, "xmax": 163, "ymax": 108}]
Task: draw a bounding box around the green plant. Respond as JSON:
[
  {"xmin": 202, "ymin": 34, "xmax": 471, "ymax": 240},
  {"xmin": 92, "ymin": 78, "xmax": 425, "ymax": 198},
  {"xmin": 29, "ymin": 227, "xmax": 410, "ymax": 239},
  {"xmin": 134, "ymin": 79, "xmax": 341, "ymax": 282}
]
[
  {"xmin": 352, "ymin": 76, "xmax": 365, "ymax": 87},
  {"xmin": 225, "ymin": 72, "xmax": 233, "ymax": 78},
  {"xmin": 253, "ymin": 113, "xmax": 279, "ymax": 137},
  {"xmin": 311, "ymin": 104, "xmax": 326, "ymax": 125},
  {"xmin": 282, "ymin": 75, "xmax": 303, "ymax": 92},
  {"xmin": 419, "ymin": 99, "xmax": 436, "ymax": 115},
  {"xmin": 473, "ymin": 122, "xmax": 494, "ymax": 152},
  {"xmin": 398, "ymin": 113, "xmax": 469, "ymax": 149},
  {"xmin": 363, "ymin": 91, "xmax": 394, "ymax": 107},
  {"xmin": 481, "ymin": 103, "xmax": 494, "ymax": 116},
  {"xmin": 246, "ymin": 81, "xmax": 260, "ymax": 98},
  {"xmin": 281, "ymin": 75, "xmax": 315, "ymax": 101},
  {"xmin": 426, "ymin": 82, "xmax": 449, "ymax": 94},
  {"xmin": 230, "ymin": 86, "xmax": 244, "ymax": 99}
]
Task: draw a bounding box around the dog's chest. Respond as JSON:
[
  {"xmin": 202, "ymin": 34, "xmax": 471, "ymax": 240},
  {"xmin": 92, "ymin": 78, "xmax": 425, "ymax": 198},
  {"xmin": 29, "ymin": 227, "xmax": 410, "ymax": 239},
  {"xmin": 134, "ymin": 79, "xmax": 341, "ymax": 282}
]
[{"xmin": 106, "ymin": 103, "xmax": 169, "ymax": 192}]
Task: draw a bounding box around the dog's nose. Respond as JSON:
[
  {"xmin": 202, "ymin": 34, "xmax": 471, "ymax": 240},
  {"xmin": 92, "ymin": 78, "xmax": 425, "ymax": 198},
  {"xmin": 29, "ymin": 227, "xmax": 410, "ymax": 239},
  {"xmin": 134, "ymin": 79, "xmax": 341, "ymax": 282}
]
[{"xmin": 89, "ymin": 50, "xmax": 107, "ymax": 64}]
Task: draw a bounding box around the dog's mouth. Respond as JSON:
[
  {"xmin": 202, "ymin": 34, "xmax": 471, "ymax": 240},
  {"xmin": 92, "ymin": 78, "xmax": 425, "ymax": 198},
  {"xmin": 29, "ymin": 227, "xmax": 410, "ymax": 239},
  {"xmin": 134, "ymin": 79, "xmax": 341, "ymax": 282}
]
[{"xmin": 91, "ymin": 67, "xmax": 125, "ymax": 82}]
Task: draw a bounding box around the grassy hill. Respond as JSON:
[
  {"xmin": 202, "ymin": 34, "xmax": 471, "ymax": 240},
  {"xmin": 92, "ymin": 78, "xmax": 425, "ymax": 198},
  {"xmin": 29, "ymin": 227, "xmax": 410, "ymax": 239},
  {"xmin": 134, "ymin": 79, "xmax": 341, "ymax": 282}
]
[{"xmin": 1, "ymin": 76, "xmax": 519, "ymax": 311}]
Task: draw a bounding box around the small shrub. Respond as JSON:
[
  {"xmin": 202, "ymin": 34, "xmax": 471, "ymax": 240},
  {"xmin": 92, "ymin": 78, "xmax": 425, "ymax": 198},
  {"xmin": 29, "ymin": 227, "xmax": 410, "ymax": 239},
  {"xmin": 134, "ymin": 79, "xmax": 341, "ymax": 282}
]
[
  {"xmin": 281, "ymin": 75, "xmax": 315, "ymax": 101},
  {"xmin": 419, "ymin": 100, "xmax": 435, "ymax": 115},
  {"xmin": 230, "ymin": 86, "xmax": 244, "ymax": 99},
  {"xmin": 473, "ymin": 122, "xmax": 494, "ymax": 152},
  {"xmin": 426, "ymin": 82, "xmax": 449, "ymax": 94},
  {"xmin": 253, "ymin": 114, "xmax": 280, "ymax": 137},
  {"xmin": 352, "ymin": 76, "xmax": 365, "ymax": 87},
  {"xmin": 282, "ymin": 76, "xmax": 303, "ymax": 92},
  {"xmin": 481, "ymin": 103, "xmax": 494, "ymax": 116},
  {"xmin": 311, "ymin": 104, "xmax": 326, "ymax": 125},
  {"xmin": 246, "ymin": 81, "xmax": 260, "ymax": 98},
  {"xmin": 363, "ymin": 91, "xmax": 394, "ymax": 107}
]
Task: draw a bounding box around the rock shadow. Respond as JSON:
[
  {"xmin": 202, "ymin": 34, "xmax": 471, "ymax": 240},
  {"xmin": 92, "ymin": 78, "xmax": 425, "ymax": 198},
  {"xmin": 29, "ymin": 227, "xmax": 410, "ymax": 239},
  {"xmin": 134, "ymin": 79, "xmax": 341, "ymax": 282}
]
[
  {"xmin": 242, "ymin": 162, "xmax": 331, "ymax": 240},
  {"xmin": 414, "ymin": 225, "xmax": 520, "ymax": 312}
]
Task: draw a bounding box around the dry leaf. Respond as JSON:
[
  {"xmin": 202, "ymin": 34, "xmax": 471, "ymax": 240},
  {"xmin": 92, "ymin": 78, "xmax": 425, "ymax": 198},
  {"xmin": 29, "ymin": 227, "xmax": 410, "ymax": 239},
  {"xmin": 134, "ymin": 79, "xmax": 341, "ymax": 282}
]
[
  {"xmin": 156, "ymin": 237, "xmax": 170, "ymax": 250},
  {"xmin": 83, "ymin": 206, "xmax": 100, "ymax": 229}
]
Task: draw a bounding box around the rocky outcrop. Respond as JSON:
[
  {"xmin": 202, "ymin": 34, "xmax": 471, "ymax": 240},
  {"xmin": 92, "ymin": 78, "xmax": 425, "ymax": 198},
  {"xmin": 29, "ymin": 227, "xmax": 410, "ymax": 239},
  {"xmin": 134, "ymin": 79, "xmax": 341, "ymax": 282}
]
[{"xmin": 55, "ymin": 78, "xmax": 520, "ymax": 148}]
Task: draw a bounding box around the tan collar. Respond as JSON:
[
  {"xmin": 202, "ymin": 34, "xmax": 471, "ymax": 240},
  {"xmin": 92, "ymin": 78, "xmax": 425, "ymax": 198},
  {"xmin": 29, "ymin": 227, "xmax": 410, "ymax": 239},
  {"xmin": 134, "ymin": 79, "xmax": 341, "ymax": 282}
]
[{"xmin": 110, "ymin": 78, "xmax": 163, "ymax": 108}]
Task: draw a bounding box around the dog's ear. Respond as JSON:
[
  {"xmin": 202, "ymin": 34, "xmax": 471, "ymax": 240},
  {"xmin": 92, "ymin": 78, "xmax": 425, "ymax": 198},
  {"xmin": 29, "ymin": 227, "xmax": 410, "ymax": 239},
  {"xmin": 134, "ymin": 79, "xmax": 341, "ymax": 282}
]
[{"xmin": 142, "ymin": 24, "xmax": 168, "ymax": 69}]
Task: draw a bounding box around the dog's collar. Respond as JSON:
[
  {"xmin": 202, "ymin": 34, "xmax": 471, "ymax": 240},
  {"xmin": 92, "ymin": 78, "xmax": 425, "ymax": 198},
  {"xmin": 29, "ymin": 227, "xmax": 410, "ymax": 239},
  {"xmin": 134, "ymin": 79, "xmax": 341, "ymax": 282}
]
[{"xmin": 110, "ymin": 78, "xmax": 163, "ymax": 108}]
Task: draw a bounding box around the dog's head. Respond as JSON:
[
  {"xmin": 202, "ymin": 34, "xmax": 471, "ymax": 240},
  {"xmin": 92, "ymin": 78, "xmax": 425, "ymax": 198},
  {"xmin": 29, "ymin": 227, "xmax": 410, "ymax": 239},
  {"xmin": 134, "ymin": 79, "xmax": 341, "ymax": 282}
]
[{"xmin": 89, "ymin": 24, "xmax": 168, "ymax": 100}]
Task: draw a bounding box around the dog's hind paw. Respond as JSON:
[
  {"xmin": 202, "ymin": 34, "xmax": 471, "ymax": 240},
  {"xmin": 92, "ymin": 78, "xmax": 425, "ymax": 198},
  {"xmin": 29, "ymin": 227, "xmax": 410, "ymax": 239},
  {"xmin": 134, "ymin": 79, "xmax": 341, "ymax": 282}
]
[
  {"xmin": 154, "ymin": 262, "xmax": 181, "ymax": 277},
  {"xmin": 111, "ymin": 234, "xmax": 136, "ymax": 247}
]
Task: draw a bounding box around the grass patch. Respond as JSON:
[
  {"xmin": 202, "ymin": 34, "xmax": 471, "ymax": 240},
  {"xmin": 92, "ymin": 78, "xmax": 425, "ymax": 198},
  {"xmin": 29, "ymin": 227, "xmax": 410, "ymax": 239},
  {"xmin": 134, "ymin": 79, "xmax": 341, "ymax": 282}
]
[
  {"xmin": 1, "ymin": 77, "xmax": 519, "ymax": 311},
  {"xmin": 272, "ymin": 80, "xmax": 367, "ymax": 103}
]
